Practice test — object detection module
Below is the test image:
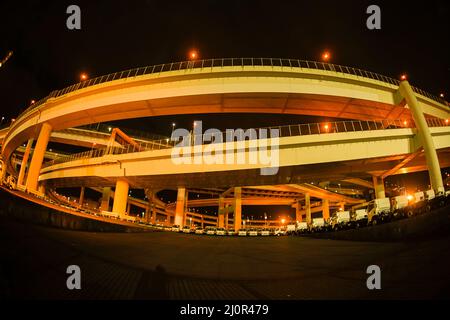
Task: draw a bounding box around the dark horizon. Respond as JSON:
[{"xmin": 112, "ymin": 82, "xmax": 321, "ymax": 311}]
[{"xmin": 1, "ymin": 0, "xmax": 448, "ymax": 121}]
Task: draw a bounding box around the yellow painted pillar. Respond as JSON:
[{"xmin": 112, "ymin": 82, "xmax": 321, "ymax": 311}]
[
  {"xmin": 26, "ymin": 123, "xmax": 52, "ymax": 191},
  {"xmin": 295, "ymin": 200, "xmax": 302, "ymax": 222},
  {"xmin": 322, "ymin": 199, "xmax": 330, "ymax": 221},
  {"xmin": 174, "ymin": 187, "xmax": 186, "ymax": 226},
  {"xmin": 38, "ymin": 183, "xmax": 45, "ymax": 195},
  {"xmin": 112, "ymin": 179, "xmax": 129, "ymax": 218},
  {"xmin": 145, "ymin": 189, "xmax": 155, "ymax": 224},
  {"xmin": 305, "ymin": 193, "xmax": 311, "ymax": 224},
  {"xmin": 225, "ymin": 206, "xmax": 229, "ymax": 229},
  {"xmin": 79, "ymin": 187, "xmax": 85, "ymax": 207},
  {"xmin": 0, "ymin": 160, "xmax": 6, "ymax": 182},
  {"xmin": 17, "ymin": 138, "xmax": 34, "ymax": 186},
  {"xmin": 234, "ymin": 187, "xmax": 242, "ymax": 232},
  {"xmin": 372, "ymin": 176, "xmax": 386, "ymax": 199},
  {"xmin": 399, "ymin": 81, "xmax": 444, "ymax": 194},
  {"xmin": 100, "ymin": 187, "xmax": 111, "ymax": 211},
  {"xmin": 218, "ymin": 196, "xmax": 225, "ymax": 228},
  {"xmin": 151, "ymin": 203, "xmax": 156, "ymax": 224},
  {"xmin": 183, "ymin": 189, "xmax": 188, "ymax": 226}
]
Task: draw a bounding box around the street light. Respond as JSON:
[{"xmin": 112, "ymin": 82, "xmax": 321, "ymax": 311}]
[
  {"xmin": 189, "ymin": 50, "xmax": 199, "ymax": 60},
  {"xmin": 80, "ymin": 73, "xmax": 88, "ymax": 81},
  {"xmin": 321, "ymin": 51, "xmax": 331, "ymax": 62},
  {"xmin": 400, "ymin": 74, "xmax": 407, "ymax": 81}
]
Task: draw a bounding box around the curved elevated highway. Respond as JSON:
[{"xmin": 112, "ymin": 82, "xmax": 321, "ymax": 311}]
[{"xmin": 1, "ymin": 58, "xmax": 449, "ymax": 231}]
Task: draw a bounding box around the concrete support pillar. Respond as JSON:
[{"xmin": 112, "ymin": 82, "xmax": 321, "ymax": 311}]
[
  {"xmin": 399, "ymin": 81, "xmax": 444, "ymax": 194},
  {"xmin": 233, "ymin": 187, "xmax": 242, "ymax": 232},
  {"xmin": 0, "ymin": 161, "xmax": 6, "ymax": 182},
  {"xmin": 322, "ymin": 199, "xmax": 330, "ymax": 221},
  {"xmin": 100, "ymin": 187, "xmax": 111, "ymax": 211},
  {"xmin": 305, "ymin": 193, "xmax": 311, "ymax": 224},
  {"xmin": 127, "ymin": 203, "xmax": 131, "ymax": 214},
  {"xmin": 17, "ymin": 138, "xmax": 34, "ymax": 186},
  {"xmin": 151, "ymin": 203, "xmax": 156, "ymax": 224},
  {"xmin": 26, "ymin": 123, "xmax": 52, "ymax": 191},
  {"xmin": 225, "ymin": 206, "xmax": 229, "ymax": 229},
  {"xmin": 174, "ymin": 187, "xmax": 186, "ymax": 226},
  {"xmin": 38, "ymin": 183, "xmax": 45, "ymax": 195},
  {"xmin": 218, "ymin": 196, "xmax": 225, "ymax": 228},
  {"xmin": 145, "ymin": 189, "xmax": 155, "ymax": 224},
  {"xmin": 372, "ymin": 176, "xmax": 386, "ymax": 199},
  {"xmin": 295, "ymin": 200, "xmax": 302, "ymax": 222},
  {"xmin": 183, "ymin": 189, "xmax": 188, "ymax": 226},
  {"xmin": 79, "ymin": 187, "xmax": 85, "ymax": 207},
  {"xmin": 112, "ymin": 179, "xmax": 129, "ymax": 218}
]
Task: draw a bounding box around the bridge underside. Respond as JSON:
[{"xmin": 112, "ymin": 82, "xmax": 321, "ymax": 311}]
[{"xmin": 43, "ymin": 148, "xmax": 450, "ymax": 190}]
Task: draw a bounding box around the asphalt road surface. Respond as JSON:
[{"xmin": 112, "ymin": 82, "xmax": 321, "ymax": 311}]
[{"xmin": 1, "ymin": 218, "xmax": 450, "ymax": 299}]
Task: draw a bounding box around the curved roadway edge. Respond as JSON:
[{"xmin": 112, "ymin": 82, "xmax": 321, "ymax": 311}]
[{"xmin": 0, "ymin": 187, "xmax": 153, "ymax": 232}]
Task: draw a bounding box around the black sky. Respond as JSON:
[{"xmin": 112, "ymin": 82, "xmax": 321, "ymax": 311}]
[{"xmin": 0, "ymin": 0, "xmax": 448, "ymax": 122}]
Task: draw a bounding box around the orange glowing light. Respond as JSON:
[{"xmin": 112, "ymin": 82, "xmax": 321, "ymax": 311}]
[
  {"xmin": 281, "ymin": 218, "xmax": 286, "ymax": 224},
  {"xmin": 321, "ymin": 51, "xmax": 331, "ymax": 62},
  {"xmin": 440, "ymin": 93, "xmax": 445, "ymax": 98},
  {"xmin": 445, "ymin": 119, "xmax": 449, "ymax": 124},
  {"xmin": 80, "ymin": 73, "xmax": 88, "ymax": 81},
  {"xmin": 324, "ymin": 124, "xmax": 329, "ymax": 131},
  {"xmin": 403, "ymin": 120, "xmax": 408, "ymax": 126},
  {"xmin": 189, "ymin": 50, "xmax": 198, "ymax": 60},
  {"xmin": 400, "ymin": 74, "xmax": 407, "ymax": 81},
  {"xmin": 30, "ymin": 100, "xmax": 36, "ymax": 104},
  {"xmin": 407, "ymin": 194, "xmax": 413, "ymax": 201}
]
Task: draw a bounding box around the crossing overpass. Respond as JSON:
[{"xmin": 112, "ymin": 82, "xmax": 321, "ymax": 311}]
[
  {"xmin": 1, "ymin": 58, "xmax": 449, "ymax": 231},
  {"xmin": 38, "ymin": 122, "xmax": 450, "ymax": 189}
]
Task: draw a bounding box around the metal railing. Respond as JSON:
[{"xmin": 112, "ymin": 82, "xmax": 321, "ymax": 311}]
[
  {"xmin": 42, "ymin": 118, "xmax": 449, "ymax": 168},
  {"xmin": 13, "ymin": 58, "xmax": 448, "ymax": 126}
]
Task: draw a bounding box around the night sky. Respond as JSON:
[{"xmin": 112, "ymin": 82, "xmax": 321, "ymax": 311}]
[
  {"xmin": 1, "ymin": 0, "xmax": 449, "ymax": 218},
  {"xmin": 0, "ymin": 0, "xmax": 448, "ymax": 122}
]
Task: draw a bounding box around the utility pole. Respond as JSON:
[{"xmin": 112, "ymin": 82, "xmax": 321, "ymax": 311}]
[{"xmin": 0, "ymin": 51, "xmax": 13, "ymax": 68}]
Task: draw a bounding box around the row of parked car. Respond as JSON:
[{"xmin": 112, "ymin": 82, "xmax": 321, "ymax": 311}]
[
  {"xmin": 169, "ymin": 225, "xmax": 287, "ymax": 236},
  {"xmin": 287, "ymin": 189, "xmax": 450, "ymax": 235}
]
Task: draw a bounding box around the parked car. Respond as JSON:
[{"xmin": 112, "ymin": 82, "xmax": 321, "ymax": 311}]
[
  {"xmin": 260, "ymin": 229, "xmax": 270, "ymax": 236},
  {"xmin": 182, "ymin": 226, "xmax": 192, "ymax": 233},
  {"xmin": 195, "ymin": 228, "xmax": 205, "ymax": 235},
  {"xmin": 248, "ymin": 229, "xmax": 258, "ymax": 236},
  {"xmin": 238, "ymin": 229, "xmax": 248, "ymax": 236},
  {"xmin": 205, "ymin": 226, "xmax": 216, "ymax": 235},
  {"xmin": 215, "ymin": 227, "xmax": 226, "ymax": 236},
  {"xmin": 227, "ymin": 229, "xmax": 236, "ymax": 236},
  {"xmin": 171, "ymin": 225, "xmax": 181, "ymax": 232}
]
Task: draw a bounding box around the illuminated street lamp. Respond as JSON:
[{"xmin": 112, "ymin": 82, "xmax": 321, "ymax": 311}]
[
  {"xmin": 439, "ymin": 93, "xmax": 444, "ymax": 98},
  {"xmin": 400, "ymin": 74, "xmax": 407, "ymax": 81},
  {"xmin": 30, "ymin": 99, "xmax": 36, "ymax": 105},
  {"xmin": 321, "ymin": 51, "xmax": 331, "ymax": 62},
  {"xmin": 189, "ymin": 50, "xmax": 199, "ymax": 60},
  {"xmin": 80, "ymin": 73, "xmax": 88, "ymax": 81}
]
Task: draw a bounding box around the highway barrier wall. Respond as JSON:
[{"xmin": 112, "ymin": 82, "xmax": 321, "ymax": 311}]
[{"xmin": 0, "ymin": 188, "xmax": 150, "ymax": 233}]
